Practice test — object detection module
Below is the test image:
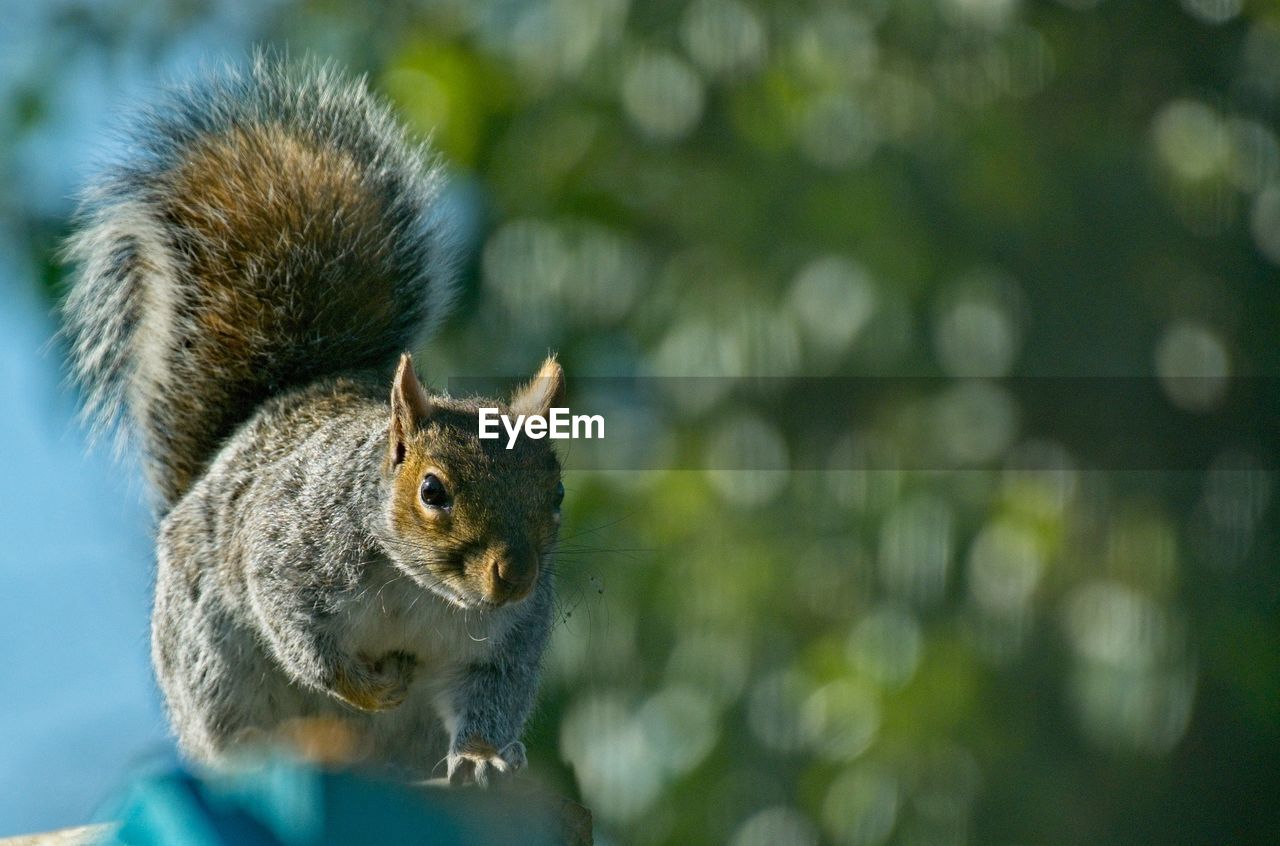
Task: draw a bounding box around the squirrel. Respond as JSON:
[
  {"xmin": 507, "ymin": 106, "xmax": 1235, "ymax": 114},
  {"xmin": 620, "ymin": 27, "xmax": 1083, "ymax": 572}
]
[{"xmin": 61, "ymin": 56, "xmax": 566, "ymax": 786}]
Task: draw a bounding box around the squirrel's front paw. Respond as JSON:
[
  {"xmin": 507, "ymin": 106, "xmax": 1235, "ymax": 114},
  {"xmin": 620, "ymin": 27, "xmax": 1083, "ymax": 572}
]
[
  {"xmin": 447, "ymin": 738, "xmax": 526, "ymax": 787},
  {"xmin": 333, "ymin": 651, "xmax": 417, "ymax": 712}
]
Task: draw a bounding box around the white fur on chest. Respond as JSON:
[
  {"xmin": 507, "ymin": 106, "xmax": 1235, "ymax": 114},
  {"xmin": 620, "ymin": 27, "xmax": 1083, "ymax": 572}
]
[{"xmin": 338, "ymin": 567, "xmax": 511, "ymax": 671}]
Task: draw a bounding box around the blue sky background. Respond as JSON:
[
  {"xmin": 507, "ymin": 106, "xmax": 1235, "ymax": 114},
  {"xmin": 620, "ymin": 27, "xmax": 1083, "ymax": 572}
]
[
  {"xmin": 0, "ymin": 9, "xmax": 253, "ymax": 833},
  {"xmin": 0, "ymin": 221, "xmax": 175, "ymax": 838}
]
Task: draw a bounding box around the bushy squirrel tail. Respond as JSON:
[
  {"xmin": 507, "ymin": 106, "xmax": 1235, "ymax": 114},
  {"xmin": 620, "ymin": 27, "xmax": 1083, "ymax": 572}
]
[{"xmin": 62, "ymin": 55, "xmax": 457, "ymax": 510}]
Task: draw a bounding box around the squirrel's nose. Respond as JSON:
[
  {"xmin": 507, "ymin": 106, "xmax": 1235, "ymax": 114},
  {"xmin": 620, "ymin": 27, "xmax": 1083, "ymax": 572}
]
[{"xmin": 486, "ymin": 546, "xmax": 538, "ymax": 604}]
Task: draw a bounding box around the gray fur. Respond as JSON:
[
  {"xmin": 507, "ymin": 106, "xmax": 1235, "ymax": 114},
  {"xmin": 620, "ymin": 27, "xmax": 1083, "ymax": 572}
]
[
  {"xmin": 63, "ymin": 58, "xmax": 556, "ymax": 784},
  {"xmin": 154, "ymin": 376, "xmax": 553, "ymax": 779}
]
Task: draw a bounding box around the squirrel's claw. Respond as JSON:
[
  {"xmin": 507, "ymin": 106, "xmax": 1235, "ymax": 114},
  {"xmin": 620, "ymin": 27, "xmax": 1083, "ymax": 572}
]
[{"xmin": 447, "ymin": 739, "xmax": 526, "ymax": 787}]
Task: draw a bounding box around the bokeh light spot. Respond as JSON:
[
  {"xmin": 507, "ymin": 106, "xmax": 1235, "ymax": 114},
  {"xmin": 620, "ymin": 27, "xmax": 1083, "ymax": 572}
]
[
  {"xmin": 706, "ymin": 414, "xmax": 791, "ymax": 508},
  {"xmin": 848, "ymin": 604, "xmax": 923, "ymax": 689},
  {"xmin": 1153, "ymin": 99, "xmax": 1230, "ymax": 183},
  {"xmin": 802, "ymin": 679, "xmax": 881, "ymax": 761},
  {"xmin": 878, "ymin": 496, "xmax": 954, "ymax": 607},
  {"xmin": 730, "ymin": 806, "xmax": 819, "ymax": 846},
  {"xmin": 822, "ymin": 765, "xmax": 899, "ymax": 846},
  {"xmin": 680, "ymin": 0, "xmax": 768, "ymax": 78},
  {"xmin": 788, "ymin": 255, "xmax": 877, "ymax": 362},
  {"xmin": 1154, "ymin": 320, "xmax": 1231, "ymax": 412},
  {"xmin": 968, "ymin": 519, "xmax": 1043, "ymax": 615},
  {"xmin": 622, "ymin": 50, "xmax": 706, "ymax": 141}
]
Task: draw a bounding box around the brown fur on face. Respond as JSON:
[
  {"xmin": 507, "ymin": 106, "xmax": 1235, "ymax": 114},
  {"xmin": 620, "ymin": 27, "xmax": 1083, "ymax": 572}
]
[{"xmin": 385, "ymin": 354, "xmax": 563, "ymax": 608}]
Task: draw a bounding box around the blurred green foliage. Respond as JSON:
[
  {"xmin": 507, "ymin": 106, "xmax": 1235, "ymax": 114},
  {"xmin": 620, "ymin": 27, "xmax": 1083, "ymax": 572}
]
[{"xmin": 5, "ymin": 0, "xmax": 1279, "ymax": 843}]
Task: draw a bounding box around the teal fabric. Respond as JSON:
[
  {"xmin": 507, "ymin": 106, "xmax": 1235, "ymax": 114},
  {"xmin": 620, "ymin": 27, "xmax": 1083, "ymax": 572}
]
[{"xmin": 96, "ymin": 761, "xmax": 551, "ymax": 845}]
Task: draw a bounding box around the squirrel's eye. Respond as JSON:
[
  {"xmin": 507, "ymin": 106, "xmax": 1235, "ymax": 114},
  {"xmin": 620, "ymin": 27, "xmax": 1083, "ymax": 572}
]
[
  {"xmin": 420, "ymin": 473, "xmax": 450, "ymax": 509},
  {"xmin": 552, "ymin": 480, "xmax": 565, "ymax": 510}
]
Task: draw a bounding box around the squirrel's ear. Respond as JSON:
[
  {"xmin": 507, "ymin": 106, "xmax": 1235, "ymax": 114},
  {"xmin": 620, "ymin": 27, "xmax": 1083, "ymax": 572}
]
[
  {"xmin": 389, "ymin": 353, "xmax": 433, "ymax": 467},
  {"xmin": 510, "ymin": 355, "xmax": 565, "ymax": 418}
]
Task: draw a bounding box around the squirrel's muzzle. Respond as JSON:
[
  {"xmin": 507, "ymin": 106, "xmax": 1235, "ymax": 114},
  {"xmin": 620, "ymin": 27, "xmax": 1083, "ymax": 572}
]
[{"xmin": 483, "ymin": 545, "xmax": 538, "ymax": 605}]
